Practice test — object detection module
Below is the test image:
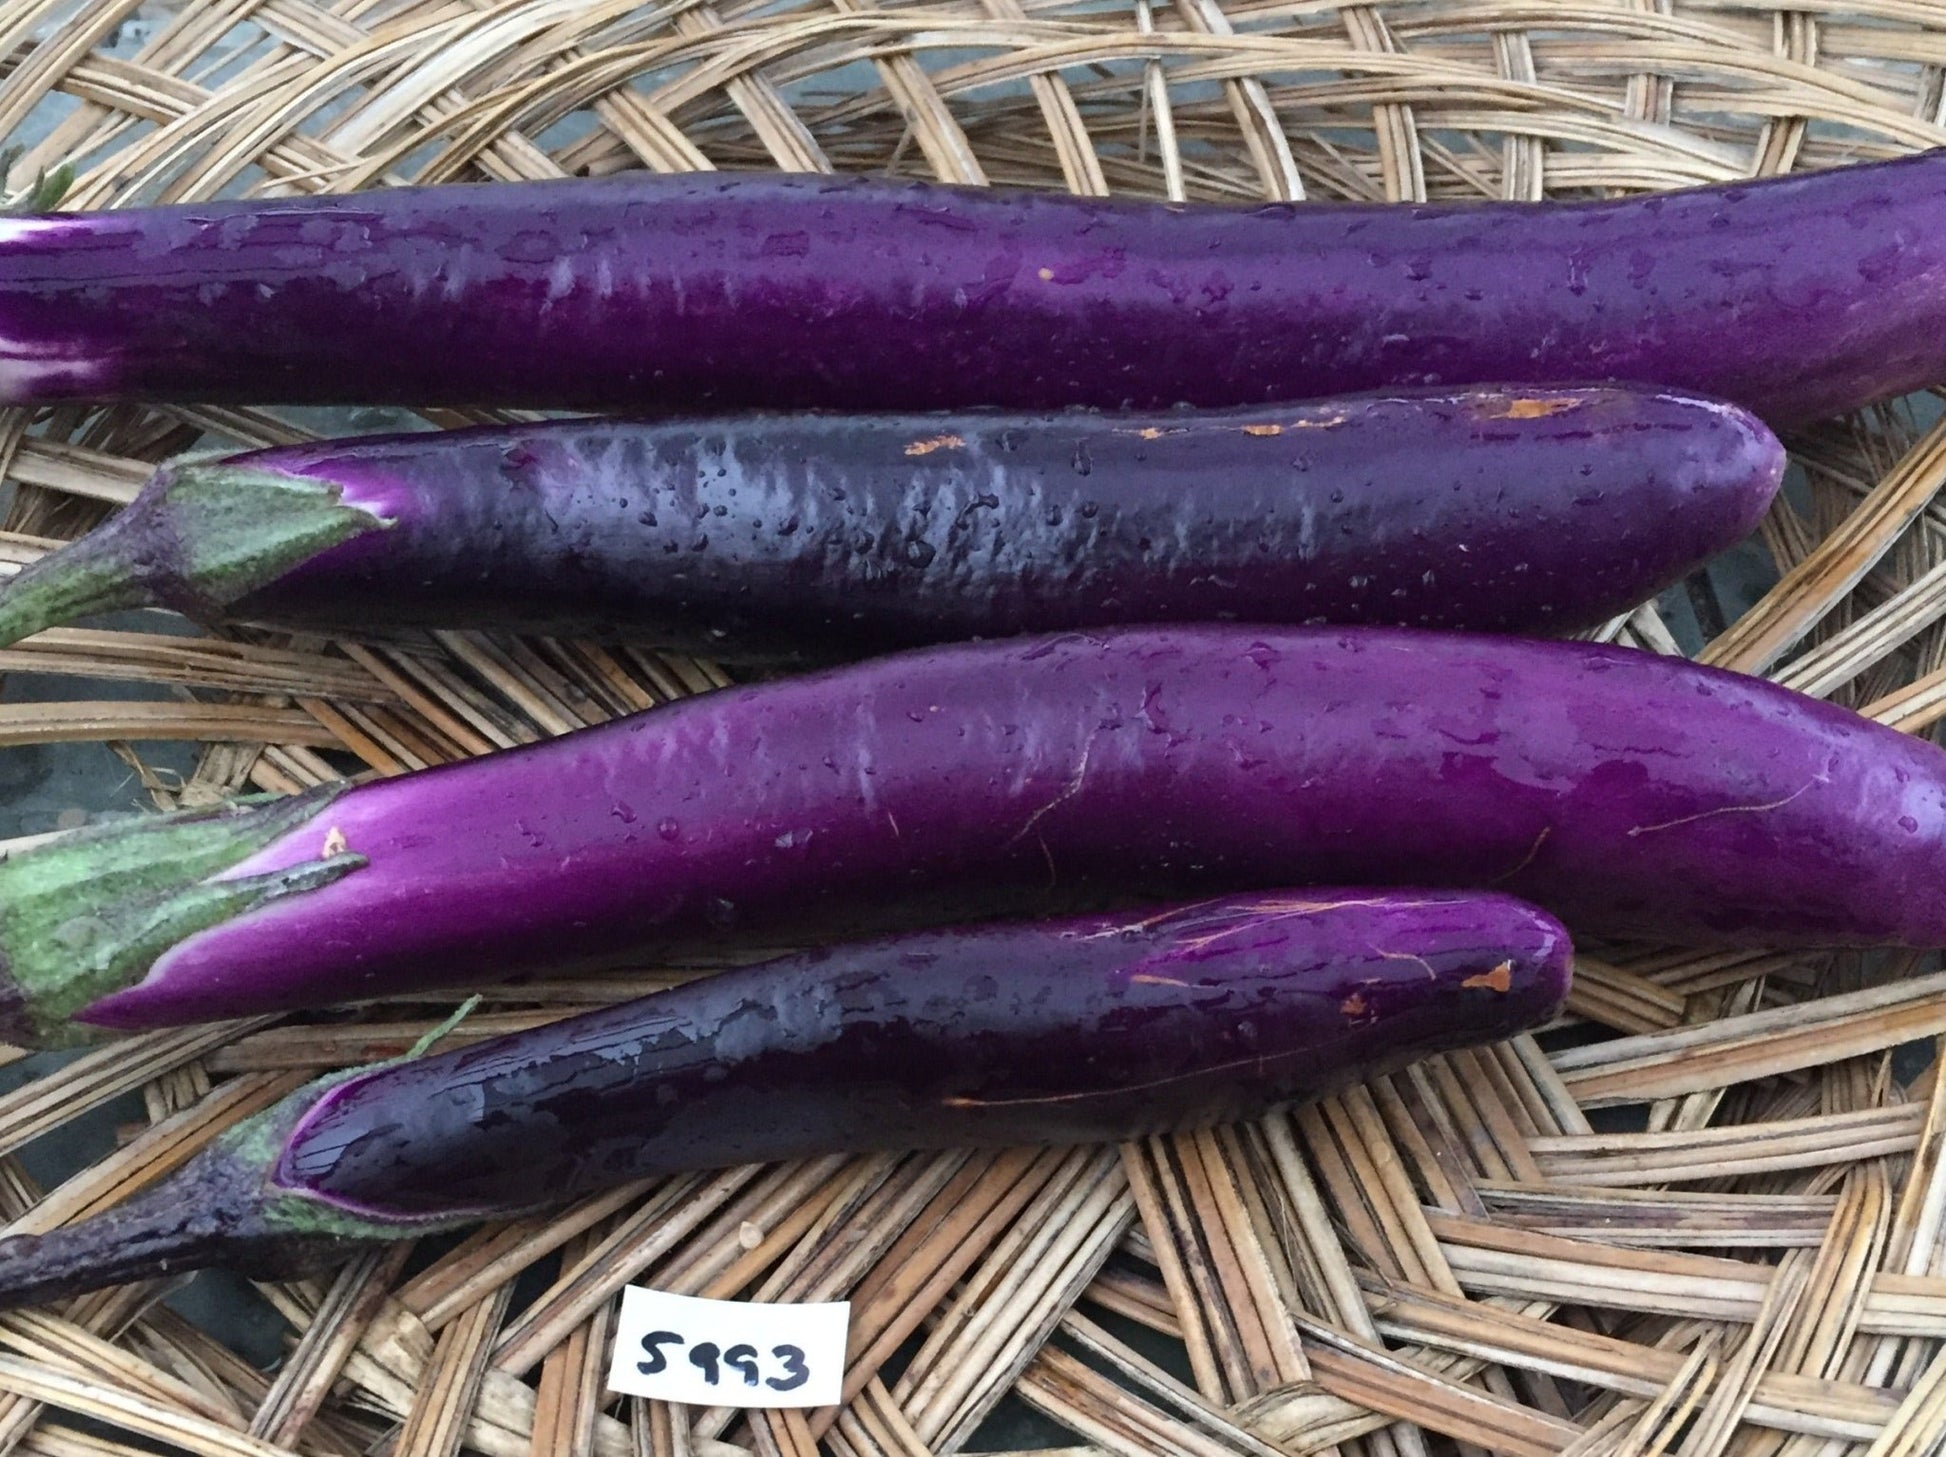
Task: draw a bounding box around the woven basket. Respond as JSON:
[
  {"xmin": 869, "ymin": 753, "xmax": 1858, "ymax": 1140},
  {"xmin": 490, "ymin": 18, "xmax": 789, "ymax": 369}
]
[{"xmin": 3, "ymin": 2, "xmax": 1946, "ymax": 1454}]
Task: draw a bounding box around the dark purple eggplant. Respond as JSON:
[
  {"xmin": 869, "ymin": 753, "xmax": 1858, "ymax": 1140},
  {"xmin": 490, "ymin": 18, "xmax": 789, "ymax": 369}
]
[
  {"xmin": 0, "ymin": 386, "xmax": 1782, "ymax": 656},
  {"xmin": 2, "ymin": 155, "xmax": 1946, "ymax": 425},
  {"xmin": 0, "ymin": 889, "xmax": 1570, "ymax": 1307},
  {"xmin": 0, "ymin": 625, "xmax": 1939, "ymax": 1048}
]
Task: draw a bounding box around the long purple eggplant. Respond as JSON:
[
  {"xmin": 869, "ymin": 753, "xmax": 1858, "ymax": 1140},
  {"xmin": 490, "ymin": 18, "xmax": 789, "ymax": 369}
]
[
  {"xmin": 0, "ymin": 386, "xmax": 1783, "ymax": 655},
  {"xmin": 0, "ymin": 890, "xmax": 1570, "ymax": 1306},
  {"xmin": 1, "ymin": 625, "xmax": 1941, "ymax": 1048},
  {"xmin": 2, "ymin": 155, "xmax": 1944, "ymax": 425}
]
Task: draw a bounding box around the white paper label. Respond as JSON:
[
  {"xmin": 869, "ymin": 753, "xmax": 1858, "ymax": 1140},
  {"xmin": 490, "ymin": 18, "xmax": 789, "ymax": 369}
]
[{"xmin": 606, "ymin": 1287, "xmax": 850, "ymax": 1408}]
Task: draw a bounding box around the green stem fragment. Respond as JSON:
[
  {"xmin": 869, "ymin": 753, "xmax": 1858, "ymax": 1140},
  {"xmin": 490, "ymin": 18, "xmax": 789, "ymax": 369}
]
[
  {"xmin": 0, "ymin": 145, "xmax": 73, "ymax": 215},
  {"xmin": 0, "ymin": 463, "xmax": 390, "ymax": 648}
]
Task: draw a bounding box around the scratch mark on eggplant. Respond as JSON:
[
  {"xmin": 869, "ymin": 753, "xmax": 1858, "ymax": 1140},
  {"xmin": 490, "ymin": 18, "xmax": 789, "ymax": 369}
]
[
  {"xmin": 1491, "ymin": 826, "xmax": 1552, "ymax": 884},
  {"xmin": 1624, "ymin": 778, "xmax": 1825, "ymax": 837},
  {"xmin": 1077, "ymin": 895, "xmax": 1235, "ymax": 939},
  {"xmin": 1082, "ymin": 895, "xmax": 1454, "ymax": 951},
  {"xmin": 1374, "ymin": 948, "xmax": 1440, "ymax": 980},
  {"xmin": 1007, "ymin": 731, "xmax": 1101, "ymax": 849}
]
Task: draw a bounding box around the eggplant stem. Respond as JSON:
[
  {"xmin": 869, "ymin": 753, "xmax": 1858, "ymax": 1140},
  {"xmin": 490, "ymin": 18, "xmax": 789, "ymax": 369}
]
[
  {"xmin": 0, "ymin": 1155, "xmax": 346, "ymax": 1310},
  {"xmin": 0, "ymin": 527, "xmax": 153, "ymax": 647},
  {"xmin": 0, "ymin": 1185, "xmax": 237, "ymax": 1307},
  {"xmin": 0, "ymin": 1081, "xmax": 423, "ymax": 1309},
  {"xmin": 0, "ymin": 462, "xmax": 391, "ymax": 652}
]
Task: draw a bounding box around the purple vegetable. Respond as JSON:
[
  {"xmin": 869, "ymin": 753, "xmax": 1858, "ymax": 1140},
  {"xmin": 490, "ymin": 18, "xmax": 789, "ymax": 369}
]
[
  {"xmin": 1, "ymin": 156, "xmax": 1942, "ymax": 425},
  {"xmin": 1, "ymin": 625, "xmax": 1940, "ymax": 1048},
  {"xmin": 0, "ymin": 890, "xmax": 1570, "ymax": 1306},
  {"xmin": 0, "ymin": 386, "xmax": 1782, "ymax": 655}
]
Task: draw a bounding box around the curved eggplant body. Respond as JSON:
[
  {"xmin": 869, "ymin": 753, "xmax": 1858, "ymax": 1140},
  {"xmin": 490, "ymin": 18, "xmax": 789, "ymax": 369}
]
[
  {"xmin": 2, "ymin": 625, "xmax": 1940, "ymax": 1045},
  {"xmin": 3, "ymin": 156, "xmax": 1946, "ymax": 424},
  {"xmin": 276, "ymin": 890, "xmax": 1570, "ymax": 1218},
  {"xmin": 0, "ymin": 889, "xmax": 1568, "ymax": 1307}
]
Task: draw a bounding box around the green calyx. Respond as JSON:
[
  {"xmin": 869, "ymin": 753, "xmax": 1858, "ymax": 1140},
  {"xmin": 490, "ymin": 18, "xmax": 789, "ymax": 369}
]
[
  {"xmin": 257, "ymin": 1176, "xmax": 432, "ymax": 1245},
  {"xmin": 0, "ymin": 462, "xmax": 390, "ymax": 648},
  {"xmin": 224, "ymin": 1034, "xmax": 490, "ymax": 1245},
  {"xmin": 159, "ymin": 464, "xmax": 392, "ymax": 614},
  {"xmin": 0, "ymin": 1066, "xmax": 419, "ymax": 1307},
  {"xmin": 215, "ymin": 1074, "xmax": 410, "ymax": 1244},
  {"xmin": 0, "ymin": 788, "xmax": 364, "ymax": 1047}
]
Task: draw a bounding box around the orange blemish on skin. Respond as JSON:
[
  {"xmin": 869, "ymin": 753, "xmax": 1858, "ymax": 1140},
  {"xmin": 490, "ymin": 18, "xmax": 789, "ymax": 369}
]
[
  {"xmin": 1480, "ymin": 396, "xmax": 1582, "ymax": 420},
  {"xmin": 1340, "ymin": 991, "xmax": 1370, "ymax": 1018},
  {"xmin": 1037, "ymin": 267, "xmax": 1055, "ymax": 282},
  {"xmin": 322, "ymin": 826, "xmax": 348, "ymax": 858},
  {"xmin": 1242, "ymin": 423, "xmax": 1283, "ymax": 437},
  {"xmin": 904, "ymin": 434, "xmax": 965, "ymax": 457},
  {"xmin": 1462, "ymin": 961, "xmax": 1514, "ymax": 993}
]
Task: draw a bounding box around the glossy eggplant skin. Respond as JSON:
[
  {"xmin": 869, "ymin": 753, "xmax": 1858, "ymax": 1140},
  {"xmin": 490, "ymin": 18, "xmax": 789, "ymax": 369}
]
[
  {"xmin": 7, "ymin": 625, "xmax": 1943, "ymax": 1048},
  {"xmin": 275, "ymin": 891, "xmax": 1571, "ymax": 1219},
  {"xmin": 1, "ymin": 154, "xmax": 1945, "ymax": 426},
  {"xmin": 0, "ymin": 889, "xmax": 1570, "ymax": 1308},
  {"xmin": 0, "ymin": 385, "xmax": 1772, "ymax": 657}
]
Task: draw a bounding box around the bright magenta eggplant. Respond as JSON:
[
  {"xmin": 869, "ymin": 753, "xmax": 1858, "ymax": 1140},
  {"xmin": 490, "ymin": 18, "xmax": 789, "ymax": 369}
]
[
  {"xmin": 0, "ymin": 626, "xmax": 1940, "ymax": 1047},
  {"xmin": 3, "ymin": 155, "xmax": 1946, "ymax": 424}
]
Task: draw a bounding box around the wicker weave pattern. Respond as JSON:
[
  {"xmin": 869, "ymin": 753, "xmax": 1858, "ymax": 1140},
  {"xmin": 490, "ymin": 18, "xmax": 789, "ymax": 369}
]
[
  {"xmin": 11, "ymin": 0, "xmax": 1946, "ymax": 209},
  {"xmin": 3, "ymin": 2, "xmax": 1946, "ymax": 1455}
]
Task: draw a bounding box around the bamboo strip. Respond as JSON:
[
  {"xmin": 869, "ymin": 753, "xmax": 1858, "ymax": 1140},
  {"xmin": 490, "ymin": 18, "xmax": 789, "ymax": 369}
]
[
  {"xmin": 395, "ymin": 1283, "xmax": 516, "ymax": 1457},
  {"xmin": 0, "ymin": 1355, "xmax": 287, "ymax": 1457},
  {"xmin": 527, "ymin": 1224, "xmax": 614, "ymax": 1457},
  {"xmin": 249, "ymin": 1245, "xmax": 414, "ymax": 1448},
  {"xmin": 1365, "ymin": 1276, "xmax": 1892, "ymax": 1440},
  {"xmin": 1552, "ymin": 970, "xmax": 1946, "ymax": 1105}
]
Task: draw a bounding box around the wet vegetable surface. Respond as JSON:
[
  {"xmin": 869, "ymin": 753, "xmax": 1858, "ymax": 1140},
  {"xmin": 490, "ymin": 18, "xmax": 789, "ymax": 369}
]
[
  {"xmin": 281, "ymin": 889, "xmax": 1570, "ymax": 1216},
  {"xmin": 0, "ymin": 889, "xmax": 1571, "ymax": 1306},
  {"xmin": 0, "ymin": 386, "xmax": 1783, "ymax": 655},
  {"xmin": 1, "ymin": 625, "xmax": 1939, "ymax": 1047},
  {"xmin": 3, "ymin": 154, "xmax": 1945, "ymax": 424}
]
